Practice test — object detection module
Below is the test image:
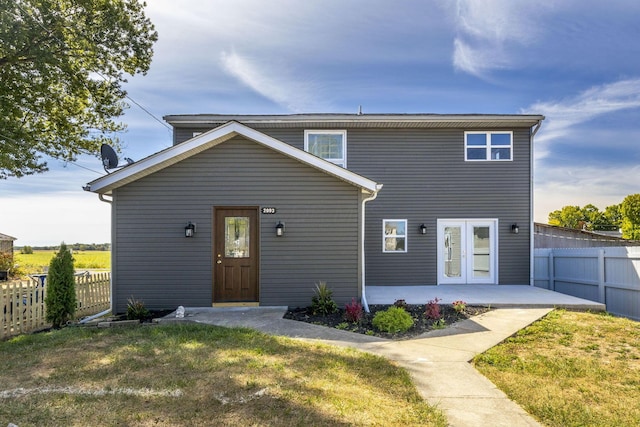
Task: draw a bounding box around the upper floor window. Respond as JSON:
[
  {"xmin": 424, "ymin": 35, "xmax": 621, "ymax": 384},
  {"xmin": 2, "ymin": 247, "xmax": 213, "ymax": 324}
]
[
  {"xmin": 304, "ymin": 130, "xmax": 346, "ymax": 167},
  {"xmin": 465, "ymin": 131, "xmax": 513, "ymax": 161}
]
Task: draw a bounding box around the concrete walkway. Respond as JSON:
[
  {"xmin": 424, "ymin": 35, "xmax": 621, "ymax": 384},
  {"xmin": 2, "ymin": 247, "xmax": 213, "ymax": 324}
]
[{"xmin": 159, "ymin": 306, "xmax": 552, "ymax": 426}]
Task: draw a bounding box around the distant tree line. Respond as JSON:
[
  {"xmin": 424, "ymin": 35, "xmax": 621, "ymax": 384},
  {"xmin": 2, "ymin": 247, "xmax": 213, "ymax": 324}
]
[
  {"xmin": 18, "ymin": 243, "xmax": 111, "ymax": 253},
  {"xmin": 548, "ymin": 194, "xmax": 640, "ymax": 239}
]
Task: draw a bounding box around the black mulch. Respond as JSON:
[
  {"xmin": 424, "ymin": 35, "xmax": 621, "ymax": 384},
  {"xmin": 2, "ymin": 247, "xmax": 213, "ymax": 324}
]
[{"xmin": 284, "ymin": 303, "xmax": 491, "ymax": 340}]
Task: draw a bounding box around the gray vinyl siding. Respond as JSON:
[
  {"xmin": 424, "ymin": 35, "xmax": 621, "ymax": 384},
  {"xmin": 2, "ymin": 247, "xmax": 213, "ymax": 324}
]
[
  {"xmin": 346, "ymin": 128, "xmax": 532, "ymax": 286},
  {"xmin": 111, "ymin": 136, "xmax": 361, "ymax": 313},
  {"xmin": 248, "ymin": 127, "xmax": 532, "ymax": 286},
  {"xmin": 173, "ymin": 125, "xmax": 533, "ymax": 288}
]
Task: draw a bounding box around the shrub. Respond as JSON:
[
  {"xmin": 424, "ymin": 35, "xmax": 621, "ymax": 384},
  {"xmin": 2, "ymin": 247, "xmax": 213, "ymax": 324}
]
[
  {"xmin": 344, "ymin": 298, "xmax": 364, "ymax": 323},
  {"xmin": 393, "ymin": 299, "xmax": 408, "ymax": 310},
  {"xmin": 311, "ymin": 281, "xmax": 338, "ymax": 315},
  {"xmin": 127, "ymin": 296, "xmax": 150, "ymax": 321},
  {"xmin": 425, "ymin": 297, "xmax": 441, "ymax": 320},
  {"xmin": 452, "ymin": 300, "xmax": 467, "ymax": 313},
  {"xmin": 336, "ymin": 322, "xmax": 350, "ymax": 330},
  {"xmin": 0, "ymin": 251, "xmax": 13, "ymax": 271},
  {"xmin": 432, "ymin": 318, "xmax": 447, "ymax": 329},
  {"xmin": 372, "ymin": 306, "xmax": 413, "ymax": 333},
  {"xmin": 45, "ymin": 243, "xmax": 76, "ymax": 328},
  {"xmin": 20, "ymin": 245, "xmax": 34, "ymax": 254}
]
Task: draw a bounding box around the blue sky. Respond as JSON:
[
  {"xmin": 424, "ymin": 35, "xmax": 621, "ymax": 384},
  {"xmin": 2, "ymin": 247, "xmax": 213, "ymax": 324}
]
[{"xmin": 3, "ymin": 0, "xmax": 640, "ymax": 245}]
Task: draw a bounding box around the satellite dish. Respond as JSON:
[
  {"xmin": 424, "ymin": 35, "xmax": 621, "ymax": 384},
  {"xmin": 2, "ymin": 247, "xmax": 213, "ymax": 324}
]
[
  {"xmin": 101, "ymin": 144, "xmax": 119, "ymax": 172},
  {"xmin": 100, "ymin": 144, "xmax": 135, "ymax": 173}
]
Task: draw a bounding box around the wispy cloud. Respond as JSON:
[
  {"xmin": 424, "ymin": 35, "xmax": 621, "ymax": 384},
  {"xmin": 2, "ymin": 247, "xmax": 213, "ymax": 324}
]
[
  {"xmin": 524, "ymin": 78, "xmax": 640, "ymax": 159},
  {"xmin": 220, "ymin": 50, "xmax": 323, "ymax": 112},
  {"xmin": 452, "ymin": 1, "xmax": 545, "ymax": 77},
  {"xmin": 452, "ymin": 39, "xmax": 509, "ymax": 77}
]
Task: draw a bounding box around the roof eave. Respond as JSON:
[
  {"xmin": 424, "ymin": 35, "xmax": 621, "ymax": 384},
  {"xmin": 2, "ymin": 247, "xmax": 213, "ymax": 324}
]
[
  {"xmin": 85, "ymin": 121, "xmax": 380, "ymax": 195},
  {"xmin": 164, "ymin": 113, "xmax": 545, "ymax": 128}
]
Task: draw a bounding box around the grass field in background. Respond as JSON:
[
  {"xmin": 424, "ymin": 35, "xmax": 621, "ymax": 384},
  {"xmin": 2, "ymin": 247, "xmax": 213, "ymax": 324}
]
[{"xmin": 14, "ymin": 250, "xmax": 110, "ymax": 274}]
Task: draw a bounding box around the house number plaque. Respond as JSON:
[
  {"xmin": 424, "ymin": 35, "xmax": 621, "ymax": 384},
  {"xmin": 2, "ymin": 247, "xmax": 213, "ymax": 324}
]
[{"xmin": 261, "ymin": 207, "xmax": 277, "ymax": 214}]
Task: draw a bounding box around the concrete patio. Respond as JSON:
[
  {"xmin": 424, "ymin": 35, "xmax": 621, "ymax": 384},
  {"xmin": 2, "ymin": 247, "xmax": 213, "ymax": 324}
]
[{"xmin": 365, "ymin": 285, "xmax": 606, "ymax": 311}]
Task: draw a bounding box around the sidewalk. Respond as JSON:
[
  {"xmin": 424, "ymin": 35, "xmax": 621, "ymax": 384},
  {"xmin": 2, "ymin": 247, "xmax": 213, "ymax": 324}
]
[{"xmin": 160, "ymin": 306, "xmax": 549, "ymax": 427}]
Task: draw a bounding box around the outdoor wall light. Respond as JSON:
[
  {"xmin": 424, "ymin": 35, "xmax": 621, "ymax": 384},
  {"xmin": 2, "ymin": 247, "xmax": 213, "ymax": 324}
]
[
  {"xmin": 185, "ymin": 221, "xmax": 196, "ymax": 237},
  {"xmin": 511, "ymin": 223, "xmax": 519, "ymax": 234},
  {"xmin": 275, "ymin": 221, "xmax": 285, "ymax": 237},
  {"xmin": 419, "ymin": 224, "xmax": 427, "ymax": 235}
]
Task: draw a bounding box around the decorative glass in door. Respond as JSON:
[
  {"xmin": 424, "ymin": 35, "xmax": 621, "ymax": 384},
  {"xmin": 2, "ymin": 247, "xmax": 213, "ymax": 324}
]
[
  {"xmin": 224, "ymin": 217, "xmax": 250, "ymax": 258},
  {"xmin": 444, "ymin": 226, "xmax": 462, "ymax": 278}
]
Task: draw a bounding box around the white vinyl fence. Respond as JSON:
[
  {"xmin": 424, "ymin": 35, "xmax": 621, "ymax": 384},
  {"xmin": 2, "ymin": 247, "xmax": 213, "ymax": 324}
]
[{"xmin": 534, "ymin": 247, "xmax": 640, "ymax": 320}]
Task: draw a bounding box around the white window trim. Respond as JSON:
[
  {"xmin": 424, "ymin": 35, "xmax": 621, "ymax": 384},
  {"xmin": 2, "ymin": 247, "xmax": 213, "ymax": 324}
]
[
  {"xmin": 464, "ymin": 131, "xmax": 513, "ymax": 162},
  {"xmin": 382, "ymin": 219, "xmax": 408, "ymax": 253},
  {"xmin": 304, "ymin": 130, "xmax": 347, "ymax": 167}
]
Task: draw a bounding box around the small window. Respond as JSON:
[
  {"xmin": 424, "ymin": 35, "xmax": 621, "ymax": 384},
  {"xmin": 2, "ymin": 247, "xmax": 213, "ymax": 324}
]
[
  {"xmin": 465, "ymin": 132, "xmax": 513, "ymax": 161},
  {"xmin": 383, "ymin": 219, "xmax": 407, "ymax": 253},
  {"xmin": 304, "ymin": 130, "xmax": 346, "ymax": 167}
]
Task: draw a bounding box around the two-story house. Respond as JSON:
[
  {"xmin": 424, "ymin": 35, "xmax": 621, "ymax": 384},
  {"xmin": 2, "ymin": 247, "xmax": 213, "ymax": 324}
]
[{"xmin": 85, "ymin": 114, "xmax": 544, "ymax": 313}]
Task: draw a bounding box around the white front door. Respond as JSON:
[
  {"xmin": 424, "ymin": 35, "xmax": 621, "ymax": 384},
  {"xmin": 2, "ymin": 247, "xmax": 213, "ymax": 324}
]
[{"xmin": 437, "ymin": 219, "xmax": 497, "ymax": 284}]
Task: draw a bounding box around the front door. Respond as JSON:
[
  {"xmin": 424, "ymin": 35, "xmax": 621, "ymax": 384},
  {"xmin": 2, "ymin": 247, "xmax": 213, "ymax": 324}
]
[
  {"xmin": 437, "ymin": 219, "xmax": 497, "ymax": 284},
  {"xmin": 214, "ymin": 207, "xmax": 259, "ymax": 303}
]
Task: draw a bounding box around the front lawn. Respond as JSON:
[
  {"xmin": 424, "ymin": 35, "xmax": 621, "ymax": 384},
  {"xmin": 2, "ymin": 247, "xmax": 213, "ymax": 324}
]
[
  {"xmin": 474, "ymin": 310, "xmax": 640, "ymax": 427},
  {"xmin": 0, "ymin": 323, "xmax": 446, "ymax": 426}
]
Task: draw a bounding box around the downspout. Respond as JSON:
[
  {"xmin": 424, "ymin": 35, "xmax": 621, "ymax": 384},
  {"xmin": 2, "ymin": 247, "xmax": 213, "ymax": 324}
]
[
  {"xmin": 95, "ymin": 191, "xmax": 114, "ymax": 313},
  {"xmin": 361, "ymin": 184, "xmax": 383, "ymax": 312},
  {"xmin": 83, "ymin": 184, "xmax": 112, "ymax": 205},
  {"xmin": 530, "ymin": 119, "xmax": 543, "ymax": 286},
  {"xmin": 98, "ymin": 194, "xmax": 112, "ymax": 204},
  {"xmin": 78, "ymin": 308, "xmax": 111, "ymax": 324}
]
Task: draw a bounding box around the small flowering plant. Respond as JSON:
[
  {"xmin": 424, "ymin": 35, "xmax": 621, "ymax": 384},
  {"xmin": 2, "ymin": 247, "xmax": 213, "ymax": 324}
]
[
  {"xmin": 344, "ymin": 298, "xmax": 364, "ymax": 323},
  {"xmin": 452, "ymin": 300, "xmax": 467, "ymax": 314},
  {"xmin": 425, "ymin": 297, "xmax": 441, "ymax": 320}
]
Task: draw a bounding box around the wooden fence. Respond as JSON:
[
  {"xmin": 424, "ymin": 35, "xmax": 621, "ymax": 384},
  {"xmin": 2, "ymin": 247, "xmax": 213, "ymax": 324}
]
[
  {"xmin": 534, "ymin": 247, "xmax": 640, "ymax": 320},
  {"xmin": 75, "ymin": 272, "xmax": 111, "ymax": 318},
  {"xmin": 1, "ymin": 272, "xmax": 110, "ymax": 340}
]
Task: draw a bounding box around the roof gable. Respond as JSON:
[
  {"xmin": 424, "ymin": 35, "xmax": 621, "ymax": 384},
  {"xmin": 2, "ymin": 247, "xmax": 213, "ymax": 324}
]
[{"xmin": 85, "ymin": 121, "xmax": 381, "ymax": 195}]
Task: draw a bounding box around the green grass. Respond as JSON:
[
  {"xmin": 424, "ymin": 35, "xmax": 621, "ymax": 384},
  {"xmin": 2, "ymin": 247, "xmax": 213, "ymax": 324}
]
[
  {"xmin": 474, "ymin": 310, "xmax": 640, "ymax": 427},
  {"xmin": 0, "ymin": 323, "xmax": 447, "ymax": 426},
  {"xmin": 14, "ymin": 250, "xmax": 110, "ymax": 275}
]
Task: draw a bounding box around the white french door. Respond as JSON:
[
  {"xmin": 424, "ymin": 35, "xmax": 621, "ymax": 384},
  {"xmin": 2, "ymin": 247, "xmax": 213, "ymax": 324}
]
[{"xmin": 437, "ymin": 219, "xmax": 497, "ymax": 284}]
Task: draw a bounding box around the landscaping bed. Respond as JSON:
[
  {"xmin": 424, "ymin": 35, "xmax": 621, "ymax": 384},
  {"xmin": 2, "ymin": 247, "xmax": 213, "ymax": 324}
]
[{"xmin": 284, "ymin": 302, "xmax": 490, "ymax": 340}]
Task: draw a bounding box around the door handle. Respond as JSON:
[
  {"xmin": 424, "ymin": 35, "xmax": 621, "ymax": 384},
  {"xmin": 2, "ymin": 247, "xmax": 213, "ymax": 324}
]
[{"xmin": 216, "ymin": 260, "xmax": 222, "ymax": 264}]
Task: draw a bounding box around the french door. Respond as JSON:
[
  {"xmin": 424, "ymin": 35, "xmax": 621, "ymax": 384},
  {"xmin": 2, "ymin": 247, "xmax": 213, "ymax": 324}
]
[{"xmin": 437, "ymin": 219, "xmax": 497, "ymax": 284}]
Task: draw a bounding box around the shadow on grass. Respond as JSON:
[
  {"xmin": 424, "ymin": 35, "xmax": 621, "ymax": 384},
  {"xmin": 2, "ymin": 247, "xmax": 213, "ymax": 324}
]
[{"xmin": 0, "ymin": 324, "xmax": 446, "ymax": 426}]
